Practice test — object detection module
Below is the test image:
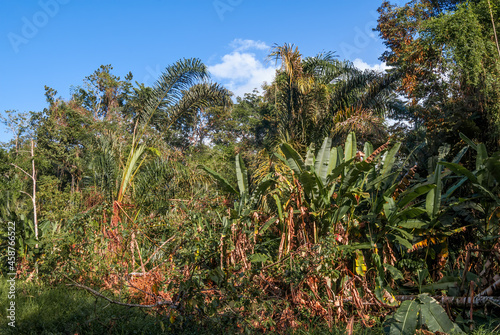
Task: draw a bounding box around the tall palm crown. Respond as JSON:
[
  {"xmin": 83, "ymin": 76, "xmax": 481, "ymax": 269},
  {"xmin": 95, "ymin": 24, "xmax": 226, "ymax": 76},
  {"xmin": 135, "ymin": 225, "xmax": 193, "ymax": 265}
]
[
  {"xmin": 266, "ymin": 43, "xmax": 400, "ymax": 152},
  {"xmin": 85, "ymin": 58, "xmax": 230, "ymax": 224}
]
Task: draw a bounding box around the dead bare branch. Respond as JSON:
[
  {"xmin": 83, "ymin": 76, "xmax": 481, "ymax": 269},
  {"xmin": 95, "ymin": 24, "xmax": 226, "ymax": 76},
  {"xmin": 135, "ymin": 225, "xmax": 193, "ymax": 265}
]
[
  {"xmin": 480, "ymin": 275, "xmax": 500, "ymax": 297},
  {"xmin": 67, "ymin": 282, "xmax": 177, "ymax": 309}
]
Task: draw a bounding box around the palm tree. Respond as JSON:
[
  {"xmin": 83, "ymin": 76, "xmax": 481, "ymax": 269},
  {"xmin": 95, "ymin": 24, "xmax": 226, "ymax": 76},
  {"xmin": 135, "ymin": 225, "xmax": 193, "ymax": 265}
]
[
  {"xmin": 85, "ymin": 58, "xmax": 229, "ymax": 245},
  {"xmin": 265, "ymin": 43, "xmax": 400, "ymax": 151}
]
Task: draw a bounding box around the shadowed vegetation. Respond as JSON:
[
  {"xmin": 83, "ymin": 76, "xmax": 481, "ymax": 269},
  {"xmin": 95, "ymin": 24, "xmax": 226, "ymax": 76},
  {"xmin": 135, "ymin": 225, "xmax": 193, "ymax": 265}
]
[{"xmin": 1, "ymin": 9, "xmax": 500, "ymax": 332}]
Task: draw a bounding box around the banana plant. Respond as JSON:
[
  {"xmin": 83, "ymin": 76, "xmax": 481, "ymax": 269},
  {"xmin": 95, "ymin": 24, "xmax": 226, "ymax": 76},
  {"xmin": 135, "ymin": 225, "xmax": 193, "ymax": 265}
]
[
  {"xmin": 384, "ymin": 294, "xmax": 464, "ymax": 335},
  {"xmin": 436, "ymin": 133, "xmax": 500, "ymax": 245},
  {"xmin": 277, "ymin": 133, "xmax": 431, "ymax": 246},
  {"xmin": 276, "ymin": 134, "xmax": 362, "ymax": 239},
  {"xmin": 395, "ymin": 140, "xmax": 484, "ymax": 283},
  {"xmin": 351, "ymin": 140, "xmax": 440, "ymax": 300},
  {"xmin": 199, "ymin": 154, "xmax": 274, "ymax": 228},
  {"xmin": 106, "ymin": 58, "xmax": 229, "ymax": 230},
  {"xmin": 277, "ymin": 132, "xmax": 442, "ymax": 302},
  {"xmin": 200, "ymin": 154, "xmax": 274, "ymax": 218},
  {"xmin": 199, "ymin": 154, "xmax": 275, "ymax": 269}
]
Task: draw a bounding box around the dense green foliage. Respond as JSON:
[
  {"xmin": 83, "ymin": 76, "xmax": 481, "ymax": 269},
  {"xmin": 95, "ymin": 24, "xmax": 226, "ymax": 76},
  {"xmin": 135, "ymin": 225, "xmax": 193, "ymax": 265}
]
[{"xmin": 1, "ymin": 3, "xmax": 500, "ymax": 333}]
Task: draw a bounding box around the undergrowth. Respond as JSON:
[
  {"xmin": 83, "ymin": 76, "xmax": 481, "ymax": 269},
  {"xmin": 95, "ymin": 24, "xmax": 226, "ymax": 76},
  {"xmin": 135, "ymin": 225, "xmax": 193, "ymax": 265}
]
[{"xmin": 0, "ymin": 278, "xmax": 389, "ymax": 335}]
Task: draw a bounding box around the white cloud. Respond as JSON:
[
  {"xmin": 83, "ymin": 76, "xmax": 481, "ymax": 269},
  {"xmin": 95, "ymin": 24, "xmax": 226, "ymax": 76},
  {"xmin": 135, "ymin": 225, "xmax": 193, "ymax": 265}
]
[
  {"xmin": 209, "ymin": 40, "xmax": 276, "ymax": 98},
  {"xmin": 353, "ymin": 58, "xmax": 391, "ymax": 73},
  {"xmin": 209, "ymin": 52, "xmax": 262, "ymax": 79},
  {"xmin": 229, "ymin": 39, "xmax": 269, "ymax": 52}
]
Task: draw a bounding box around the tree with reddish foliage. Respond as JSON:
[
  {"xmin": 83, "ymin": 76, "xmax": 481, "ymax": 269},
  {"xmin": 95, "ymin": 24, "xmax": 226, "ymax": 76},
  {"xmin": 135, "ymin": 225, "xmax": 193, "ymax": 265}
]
[{"xmin": 377, "ymin": 0, "xmax": 500, "ymax": 155}]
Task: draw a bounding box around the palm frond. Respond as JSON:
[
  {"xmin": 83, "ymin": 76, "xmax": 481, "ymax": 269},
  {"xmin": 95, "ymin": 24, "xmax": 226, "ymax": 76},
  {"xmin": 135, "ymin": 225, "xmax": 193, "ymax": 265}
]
[
  {"xmin": 155, "ymin": 82, "xmax": 231, "ymax": 133},
  {"xmin": 137, "ymin": 58, "xmax": 210, "ymax": 134},
  {"xmin": 84, "ymin": 133, "xmax": 121, "ymax": 202},
  {"xmin": 133, "ymin": 156, "xmax": 191, "ymax": 213}
]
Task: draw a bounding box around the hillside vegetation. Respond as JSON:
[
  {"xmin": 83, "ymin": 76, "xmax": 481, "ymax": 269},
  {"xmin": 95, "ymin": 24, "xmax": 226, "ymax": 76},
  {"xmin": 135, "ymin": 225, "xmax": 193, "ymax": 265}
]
[{"xmin": 1, "ymin": 1, "xmax": 500, "ymax": 333}]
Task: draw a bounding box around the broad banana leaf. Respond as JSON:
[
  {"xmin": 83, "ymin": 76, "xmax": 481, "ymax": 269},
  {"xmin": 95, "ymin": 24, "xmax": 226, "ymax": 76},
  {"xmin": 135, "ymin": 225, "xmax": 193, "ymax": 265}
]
[
  {"xmin": 198, "ymin": 165, "xmax": 238, "ymax": 195},
  {"xmin": 236, "ymin": 154, "xmax": 249, "ymax": 199},
  {"xmin": 419, "ymin": 294, "xmax": 464, "ymax": 334},
  {"xmin": 388, "ymin": 300, "xmax": 420, "ymax": 335},
  {"xmin": 314, "ymin": 137, "xmax": 332, "ymax": 185},
  {"xmin": 279, "ymin": 143, "xmax": 305, "ymax": 176},
  {"xmin": 344, "ymin": 132, "xmax": 357, "ymax": 161}
]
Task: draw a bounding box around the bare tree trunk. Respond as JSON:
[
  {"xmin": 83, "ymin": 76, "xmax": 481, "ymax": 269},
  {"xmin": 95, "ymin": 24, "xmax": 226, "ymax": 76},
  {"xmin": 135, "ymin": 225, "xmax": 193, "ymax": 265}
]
[
  {"xmin": 31, "ymin": 140, "xmax": 38, "ymax": 244},
  {"xmin": 487, "ymin": 0, "xmax": 500, "ymax": 59},
  {"xmin": 481, "ymin": 275, "xmax": 500, "ymax": 297},
  {"xmin": 11, "ymin": 139, "xmax": 37, "ymax": 245}
]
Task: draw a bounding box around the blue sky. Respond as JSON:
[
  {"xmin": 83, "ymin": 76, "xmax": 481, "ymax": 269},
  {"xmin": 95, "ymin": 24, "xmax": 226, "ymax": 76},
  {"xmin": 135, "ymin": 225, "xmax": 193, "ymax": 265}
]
[{"xmin": 0, "ymin": 0, "xmax": 396, "ymax": 143}]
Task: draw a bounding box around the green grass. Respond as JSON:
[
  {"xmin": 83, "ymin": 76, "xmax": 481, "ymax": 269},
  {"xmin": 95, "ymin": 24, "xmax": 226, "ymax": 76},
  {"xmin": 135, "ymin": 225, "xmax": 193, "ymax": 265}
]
[
  {"xmin": 0, "ymin": 277, "xmax": 253, "ymax": 334},
  {"xmin": 0, "ymin": 277, "xmax": 298, "ymax": 334},
  {"xmin": 0, "ymin": 277, "xmax": 170, "ymax": 334},
  {"xmin": 0, "ymin": 277, "xmax": 385, "ymax": 335},
  {"xmin": 3, "ymin": 277, "xmax": 498, "ymax": 334}
]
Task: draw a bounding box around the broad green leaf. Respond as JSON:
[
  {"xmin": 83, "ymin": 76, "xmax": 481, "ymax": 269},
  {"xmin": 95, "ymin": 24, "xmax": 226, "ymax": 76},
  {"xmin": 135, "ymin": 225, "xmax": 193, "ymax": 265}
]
[
  {"xmin": 235, "ymin": 154, "xmax": 249, "ymax": 198},
  {"xmin": 443, "ymin": 176, "xmax": 469, "ymax": 199},
  {"xmin": 397, "ymin": 219, "xmax": 427, "ymax": 229},
  {"xmin": 485, "ymin": 152, "xmax": 500, "ymax": 183},
  {"xmin": 477, "ymin": 143, "xmax": 488, "ymax": 185},
  {"xmin": 314, "ymin": 137, "xmax": 331, "ymax": 184},
  {"xmin": 392, "ymin": 226, "xmax": 414, "ymax": 240},
  {"xmin": 273, "ymin": 194, "xmax": 283, "ymax": 223},
  {"xmin": 394, "ymin": 235, "xmax": 413, "ymax": 249},
  {"xmin": 383, "ymin": 196, "xmax": 396, "ymax": 218},
  {"xmin": 354, "ymin": 160, "xmax": 375, "ymax": 172},
  {"xmin": 24, "ymin": 238, "xmax": 39, "ymax": 246},
  {"xmin": 451, "ymin": 146, "xmax": 468, "ymax": 164},
  {"xmin": 420, "ymin": 279, "xmax": 458, "ymax": 293},
  {"xmin": 383, "ymin": 143, "xmax": 401, "ymax": 174},
  {"xmin": 280, "ymin": 143, "xmax": 305, "ymax": 176},
  {"xmin": 459, "ymin": 132, "xmax": 477, "ymax": 151},
  {"xmin": 472, "ymin": 183, "xmax": 499, "ymax": 202},
  {"xmin": 367, "ymin": 171, "xmax": 399, "ymax": 190},
  {"xmin": 394, "ymin": 207, "xmax": 427, "ymax": 222},
  {"xmin": 305, "ymin": 143, "xmax": 315, "ymax": 168},
  {"xmin": 388, "ymin": 300, "xmax": 420, "ymax": 335},
  {"xmin": 398, "ymin": 184, "xmax": 436, "ymax": 208},
  {"xmin": 326, "ymin": 158, "xmax": 356, "ymax": 184},
  {"xmin": 332, "ymin": 204, "xmax": 351, "ymax": 226},
  {"xmin": 249, "ymin": 178, "xmax": 274, "ymax": 208},
  {"xmin": 384, "ymin": 264, "xmax": 404, "ymax": 281},
  {"xmin": 339, "ymin": 165, "xmax": 365, "ymax": 193},
  {"xmin": 476, "ymin": 143, "xmax": 488, "ymax": 169},
  {"xmin": 258, "ymin": 216, "xmax": 277, "ymax": 234},
  {"xmin": 377, "ymin": 143, "xmax": 401, "ymax": 190},
  {"xmin": 426, "ymin": 164, "xmax": 442, "ymax": 219},
  {"xmin": 338, "ymin": 146, "xmax": 344, "ymax": 164},
  {"xmin": 208, "ymin": 268, "xmax": 225, "ymax": 285},
  {"xmin": 419, "ymin": 294, "xmax": 464, "ymax": 334},
  {"xmin": 199, "ymin": 165, "xmax": 238, "ymax": 195},
  {"xmin": 340, "ymin": 161, "xmax": 373, "ymax": 195},
  {"xmin": 344, "ymin": 132, "xmax": 357, "ymax": 162},
  {"xmin": 328, "ymin": 147, "xmax": 339, "ymax": 175},
  {"xmin": 364, "ymin": 141, "xmax": 374, "ymax": 158},
  {"xmin": 300, "ymin": 171, "xmax": 320, "ymax": 200},
  {"xmin": 249, "ymin": 253, "xmax": 269, "ymax": 263},
  {"xmin": 439, "ymin": 162, "xmax": 477, "ymax": 183},
  {"xmin": 338, "ymin": 242, "xmax": 374, "ymax": 250}
]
